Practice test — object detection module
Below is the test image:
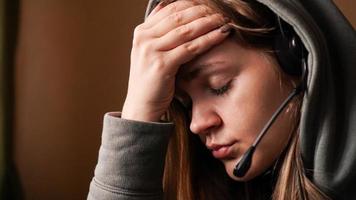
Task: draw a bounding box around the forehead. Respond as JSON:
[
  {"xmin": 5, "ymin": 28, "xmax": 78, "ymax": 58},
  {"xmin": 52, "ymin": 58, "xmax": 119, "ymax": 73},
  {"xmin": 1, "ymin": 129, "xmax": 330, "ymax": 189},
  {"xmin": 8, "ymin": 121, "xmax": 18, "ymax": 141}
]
[
  {"xmin": 177, "ymin": 60, "xmax": 228, "ymax": 81},
  {"xmin": 176, "ymin": 38, "xmax": 240, "ymax": 81}
]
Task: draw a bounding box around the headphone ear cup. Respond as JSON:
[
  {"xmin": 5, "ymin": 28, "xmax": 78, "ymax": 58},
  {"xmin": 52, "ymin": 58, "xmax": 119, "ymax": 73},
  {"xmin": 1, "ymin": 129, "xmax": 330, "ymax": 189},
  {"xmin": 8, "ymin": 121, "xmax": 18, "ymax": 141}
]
[{"xmin": 274, "ymin": 31, "xmax": 305, "ymax": 76}]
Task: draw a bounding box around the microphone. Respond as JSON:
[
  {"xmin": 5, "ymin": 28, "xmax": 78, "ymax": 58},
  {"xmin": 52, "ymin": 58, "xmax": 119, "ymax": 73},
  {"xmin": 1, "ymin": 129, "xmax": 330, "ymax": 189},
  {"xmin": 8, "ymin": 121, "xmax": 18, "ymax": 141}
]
[{"xmin": 233, "ymin": 59, "xmax": 307, "ymax": 178}]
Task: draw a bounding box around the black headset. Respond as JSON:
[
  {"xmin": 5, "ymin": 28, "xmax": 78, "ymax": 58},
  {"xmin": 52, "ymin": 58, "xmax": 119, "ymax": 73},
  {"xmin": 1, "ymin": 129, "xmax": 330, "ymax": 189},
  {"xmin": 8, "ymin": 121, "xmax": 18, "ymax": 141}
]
[
  {"xmin": 233, "ymin": 18, "xmax": 308, "ymax": 177},
  {"xmin": 274, "ymin": 16, "xmax": 306, "ymax": 77}
]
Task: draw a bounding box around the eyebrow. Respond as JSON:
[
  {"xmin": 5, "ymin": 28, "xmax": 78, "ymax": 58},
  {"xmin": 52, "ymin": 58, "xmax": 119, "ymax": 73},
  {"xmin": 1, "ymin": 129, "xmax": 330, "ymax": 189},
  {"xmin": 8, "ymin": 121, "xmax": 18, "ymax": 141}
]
[{"xmin": 178, "ymin": 61, "xmax": 227, "ymax": 81}]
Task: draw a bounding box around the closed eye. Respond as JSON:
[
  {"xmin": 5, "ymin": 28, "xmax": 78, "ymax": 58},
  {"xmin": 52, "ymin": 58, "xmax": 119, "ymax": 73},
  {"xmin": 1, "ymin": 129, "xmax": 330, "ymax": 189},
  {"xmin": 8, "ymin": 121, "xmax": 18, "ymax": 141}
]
[{"xmin": 209, "ymin": 80, "xmax": 233, "ymax": 96}]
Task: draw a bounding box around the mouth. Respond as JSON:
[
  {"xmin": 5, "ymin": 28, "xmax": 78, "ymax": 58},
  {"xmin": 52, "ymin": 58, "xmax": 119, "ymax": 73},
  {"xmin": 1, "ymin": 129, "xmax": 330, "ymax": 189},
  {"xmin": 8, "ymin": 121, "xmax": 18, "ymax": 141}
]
[{"xmin": 208, "ymin": 142, "xmax": 236, "ymax": 159}]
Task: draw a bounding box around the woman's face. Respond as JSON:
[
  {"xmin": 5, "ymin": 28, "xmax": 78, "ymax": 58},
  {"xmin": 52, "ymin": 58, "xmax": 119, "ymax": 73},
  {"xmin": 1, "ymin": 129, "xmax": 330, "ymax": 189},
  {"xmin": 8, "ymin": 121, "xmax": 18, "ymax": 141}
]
[{"xmin": 175, "ymin": 38, "xmax": 296, "ymax": 181}]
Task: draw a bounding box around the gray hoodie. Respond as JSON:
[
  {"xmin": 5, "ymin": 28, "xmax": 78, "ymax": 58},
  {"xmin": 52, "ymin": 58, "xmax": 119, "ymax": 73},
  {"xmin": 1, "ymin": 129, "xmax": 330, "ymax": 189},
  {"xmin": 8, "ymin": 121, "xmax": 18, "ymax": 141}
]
[{"xmin": 88, "ymin": 0, "xmax": 356, "ymax": 199}]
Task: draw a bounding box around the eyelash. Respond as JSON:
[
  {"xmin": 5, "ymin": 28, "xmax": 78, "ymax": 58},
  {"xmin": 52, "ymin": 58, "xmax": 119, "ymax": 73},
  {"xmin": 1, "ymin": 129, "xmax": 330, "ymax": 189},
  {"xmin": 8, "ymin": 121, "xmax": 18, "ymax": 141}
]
[
  {"xmin": 177, "ymin": 80, "xmax": 233, "ymax": 110},
  {"xmin": 209, "ymin": 80, "xmax": 232, "ymax": 96}
]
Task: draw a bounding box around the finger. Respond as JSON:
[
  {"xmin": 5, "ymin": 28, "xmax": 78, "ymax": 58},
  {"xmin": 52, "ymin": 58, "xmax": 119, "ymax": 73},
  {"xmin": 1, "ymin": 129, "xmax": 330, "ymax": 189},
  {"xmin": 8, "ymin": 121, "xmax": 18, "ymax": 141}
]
[
  {"xmin": 144, "ymin": 0, "xmax": 197, "ymax": 28},
  {"xmin": 157, "ymin": 14, "xmax": 228, "ymax": 51},
  {"xmin": 150, "ymin": 4, "xmax": 217, "ymax": 37},
  {"xmin": 166, "ymin": 24, "xmax": 232, "ymax": 69}
]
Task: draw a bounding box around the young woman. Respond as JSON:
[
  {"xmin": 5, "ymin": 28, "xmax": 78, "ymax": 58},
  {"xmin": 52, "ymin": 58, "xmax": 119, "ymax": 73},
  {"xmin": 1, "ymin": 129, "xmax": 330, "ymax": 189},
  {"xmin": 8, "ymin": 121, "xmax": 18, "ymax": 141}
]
[{"xmin": 88, "ymin": 0, "xmax": 356, "ymax": 199}]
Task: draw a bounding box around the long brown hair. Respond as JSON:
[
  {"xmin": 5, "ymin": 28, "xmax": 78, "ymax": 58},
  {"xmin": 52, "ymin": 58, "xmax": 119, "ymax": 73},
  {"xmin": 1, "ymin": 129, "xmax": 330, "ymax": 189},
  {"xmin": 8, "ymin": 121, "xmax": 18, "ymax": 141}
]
[{"xmin": 162, "ymin": 0, "xmax": 330, "ymax": 199}]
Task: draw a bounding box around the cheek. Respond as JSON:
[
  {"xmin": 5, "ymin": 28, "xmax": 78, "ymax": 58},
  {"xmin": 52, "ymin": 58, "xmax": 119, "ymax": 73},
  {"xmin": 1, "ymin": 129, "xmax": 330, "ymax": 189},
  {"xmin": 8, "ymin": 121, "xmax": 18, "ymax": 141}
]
[
  {"xmin": 215, "ymin": 63, "xmax": 295, "ymax": 180},
  {"xmin": 218, "ymin": 72, "xmax": 280, "ymax": 142}
]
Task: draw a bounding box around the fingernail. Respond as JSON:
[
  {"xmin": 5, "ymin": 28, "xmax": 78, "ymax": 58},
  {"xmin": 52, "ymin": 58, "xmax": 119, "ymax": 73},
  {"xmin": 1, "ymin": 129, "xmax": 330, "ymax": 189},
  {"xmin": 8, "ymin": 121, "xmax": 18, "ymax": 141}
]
[
  {"xmin": 220, "ymin": 24, "xmax": 232, "ymax": 33},
  {"xmin": 223, "ymin": 17, "xmax": 230, "ymax": 23}
]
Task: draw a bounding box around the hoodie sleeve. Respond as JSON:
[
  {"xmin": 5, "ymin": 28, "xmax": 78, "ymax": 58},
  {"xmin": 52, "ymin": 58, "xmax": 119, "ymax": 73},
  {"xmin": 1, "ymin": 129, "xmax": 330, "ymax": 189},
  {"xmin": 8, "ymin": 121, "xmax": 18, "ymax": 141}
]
[{"xmin": 87, "ymin": 112, "xmax": 174, "ymax": 200}]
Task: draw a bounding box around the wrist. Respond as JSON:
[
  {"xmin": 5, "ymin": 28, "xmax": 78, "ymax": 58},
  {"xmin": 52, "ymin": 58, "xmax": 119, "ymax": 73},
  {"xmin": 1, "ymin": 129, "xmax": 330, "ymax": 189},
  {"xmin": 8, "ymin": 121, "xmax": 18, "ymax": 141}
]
[{"xmin": 121, "ymin": 104, "xmax": 162, "ymax": 123}]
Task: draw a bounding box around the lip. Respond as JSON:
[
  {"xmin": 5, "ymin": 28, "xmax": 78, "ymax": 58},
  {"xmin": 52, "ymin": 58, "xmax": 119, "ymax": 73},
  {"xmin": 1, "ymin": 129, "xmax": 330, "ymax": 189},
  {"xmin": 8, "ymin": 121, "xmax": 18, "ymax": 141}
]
[{"xmin": 209, "ymin": 142, "xmax": 235, "ymax": 159}]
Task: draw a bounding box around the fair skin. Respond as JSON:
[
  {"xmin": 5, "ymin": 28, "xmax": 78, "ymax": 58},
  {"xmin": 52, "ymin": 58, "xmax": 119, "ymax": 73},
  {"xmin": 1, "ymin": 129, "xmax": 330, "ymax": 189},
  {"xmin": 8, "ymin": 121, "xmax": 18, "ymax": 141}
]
[
  {"xmin": 122, "ymin": 1, "xmax": 296, "ymax": 181},
  {"xmin": 175, "ymin": 38, "xmax": 296, "ymax": 181}
]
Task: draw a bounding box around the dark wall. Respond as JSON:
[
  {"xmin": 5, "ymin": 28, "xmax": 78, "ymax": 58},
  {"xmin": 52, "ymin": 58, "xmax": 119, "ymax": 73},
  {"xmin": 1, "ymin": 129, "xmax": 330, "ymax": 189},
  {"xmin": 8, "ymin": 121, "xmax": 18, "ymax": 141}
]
[{"xmin": 14, "ymin": 0, "xmax": 146, "ymax": 199}]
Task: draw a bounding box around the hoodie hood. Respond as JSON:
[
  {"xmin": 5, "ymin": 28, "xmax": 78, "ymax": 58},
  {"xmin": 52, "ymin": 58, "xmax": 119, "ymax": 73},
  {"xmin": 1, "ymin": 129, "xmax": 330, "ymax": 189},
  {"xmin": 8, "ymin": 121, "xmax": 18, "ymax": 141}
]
[
  {"xmin": 257, "ymin": 1, "xmax": 356, "ymax": 199},
  {"xmin": 145, "ymin": 0, "xmax": 356, "ymax": 199}
]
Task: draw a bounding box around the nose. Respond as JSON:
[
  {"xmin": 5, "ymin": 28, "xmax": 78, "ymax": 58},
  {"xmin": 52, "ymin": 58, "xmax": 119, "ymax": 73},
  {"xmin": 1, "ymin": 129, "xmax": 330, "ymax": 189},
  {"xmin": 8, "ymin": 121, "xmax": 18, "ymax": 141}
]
[{"xmin": 189, "ymin": 101, "xmax": 221, "ymax": 135}]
